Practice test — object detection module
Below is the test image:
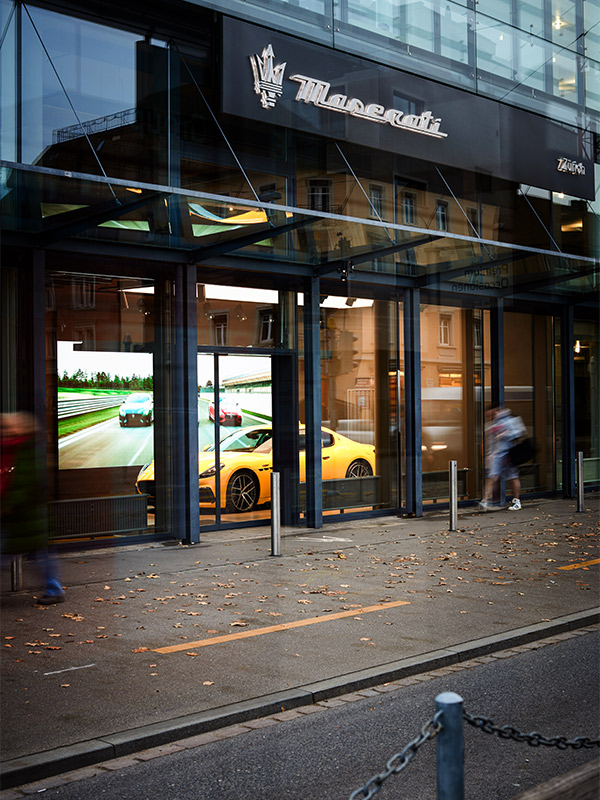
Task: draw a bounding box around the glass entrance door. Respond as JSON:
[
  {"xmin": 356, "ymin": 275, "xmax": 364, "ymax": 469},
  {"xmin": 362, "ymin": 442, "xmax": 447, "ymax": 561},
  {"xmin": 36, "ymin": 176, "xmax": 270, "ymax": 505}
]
[{"xmin": 197, "ymin": 352, "xmax": 273, "ymax": 527}]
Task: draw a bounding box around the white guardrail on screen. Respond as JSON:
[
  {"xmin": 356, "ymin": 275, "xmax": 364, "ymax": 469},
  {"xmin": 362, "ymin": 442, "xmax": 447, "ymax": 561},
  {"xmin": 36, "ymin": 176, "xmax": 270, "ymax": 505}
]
[{"xmin": 57, "ymin": 397, "xmax": 125, "ymax": 419}]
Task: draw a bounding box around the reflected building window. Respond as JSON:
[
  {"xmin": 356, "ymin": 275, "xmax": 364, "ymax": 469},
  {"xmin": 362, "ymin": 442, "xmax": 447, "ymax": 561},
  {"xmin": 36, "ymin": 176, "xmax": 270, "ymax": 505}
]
[
  {"xmin": 436, "ymin": 199, "xmax": 449, "ymax": 231},
  {"xmin": 467, "ymin": 206, "xmax": 480, "ymax": 235},
  {"xmin": 212, "ymin": 313, "xmax": 228, "ymax": 346},
  {"xmin": 473, "ymin": 317, "xmax": 482, "ymax": 349},
  {"xmin": 369, "ymin": 184, "xmax": 384, "ymax": 217},
  {"xmin": 403, "ymin": 192, "xmax": 417, "ymax": 225},
  {"xmin": 308, "ymin": 180, "xmax": 332, "ymax": 212},
  {"xmin": 71, "ymin": 277, "xmax": 96, "ymax": 310},
  {"xmin": 439, "ymin": 314, "xmax": 452, "ymax": 346},
  {"xmin": 73, "ymin": 326, "xmax": 96, "ymax": 351},
  {"xmin": 259, "ymin": 309, "xmax": 275, "ymax": 344}
]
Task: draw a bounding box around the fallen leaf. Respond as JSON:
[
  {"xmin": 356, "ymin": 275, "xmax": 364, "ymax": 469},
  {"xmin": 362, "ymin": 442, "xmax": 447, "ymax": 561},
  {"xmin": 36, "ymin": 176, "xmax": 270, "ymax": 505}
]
[
  {"xmin": 230, "ymin": 621, "xmax": 249, "ymax": 627},
  {"xmin": 132, "ymin": 647, "xmax": 149, "ymax": 653},
  {"xmin": 203, "ymin": 681, "xmax": 214, "ymax": 686}
]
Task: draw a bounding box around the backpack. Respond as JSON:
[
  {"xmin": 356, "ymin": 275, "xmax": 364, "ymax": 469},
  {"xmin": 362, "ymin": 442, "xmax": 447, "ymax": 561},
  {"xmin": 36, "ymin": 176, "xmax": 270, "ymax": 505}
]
[{"xmin": 508, "ymin": 437, "xmax": 536, "ymax": 467}]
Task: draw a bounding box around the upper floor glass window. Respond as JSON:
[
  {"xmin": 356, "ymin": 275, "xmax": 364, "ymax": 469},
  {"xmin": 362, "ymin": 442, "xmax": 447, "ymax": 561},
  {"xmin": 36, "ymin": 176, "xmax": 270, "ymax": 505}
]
[{"xmin": 19, "ymin": 6, "xmax": 138, "ymax": 167}]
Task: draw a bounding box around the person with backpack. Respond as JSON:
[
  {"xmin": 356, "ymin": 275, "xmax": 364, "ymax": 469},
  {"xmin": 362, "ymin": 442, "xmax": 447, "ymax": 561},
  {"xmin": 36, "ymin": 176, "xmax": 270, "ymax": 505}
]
[{"xmin": 479, "ymin": 404, "xmax": 527, "ymax": 512}]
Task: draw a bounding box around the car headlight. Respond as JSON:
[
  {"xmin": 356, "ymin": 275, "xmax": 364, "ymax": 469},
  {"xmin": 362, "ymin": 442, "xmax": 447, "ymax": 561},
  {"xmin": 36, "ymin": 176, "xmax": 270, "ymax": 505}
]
[{"xmin": 199, "ymin": 463, "xmax": 224, "ymax": 478}]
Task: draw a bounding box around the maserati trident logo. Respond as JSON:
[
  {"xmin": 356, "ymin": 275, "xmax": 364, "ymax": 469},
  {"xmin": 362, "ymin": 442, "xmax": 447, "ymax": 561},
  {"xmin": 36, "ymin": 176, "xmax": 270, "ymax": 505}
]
[
  {"xmin": 249, "ymin": 44, "xmax": 286, "ymax": 109},
  {"xmin": 248, "ymin": 43, "xmax": 448, "ymax": 139}
]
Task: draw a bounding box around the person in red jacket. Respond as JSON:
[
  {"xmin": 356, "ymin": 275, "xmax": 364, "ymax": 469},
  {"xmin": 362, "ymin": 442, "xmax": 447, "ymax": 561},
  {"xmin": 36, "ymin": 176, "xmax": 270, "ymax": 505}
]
[{"xmin": 1, "ymin": 412, "xmax": 65, "ymax": 604}]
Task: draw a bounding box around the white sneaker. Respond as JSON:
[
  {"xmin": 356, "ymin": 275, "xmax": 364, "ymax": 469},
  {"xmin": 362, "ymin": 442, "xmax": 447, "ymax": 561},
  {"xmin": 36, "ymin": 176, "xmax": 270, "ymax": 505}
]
[
  {"xmin": 478, "ymin": 501, "xmax": 490, "ymax": 511},
  {"xmin": 508, "ymin": 498, "xmax": 521, "ymax": 511}
]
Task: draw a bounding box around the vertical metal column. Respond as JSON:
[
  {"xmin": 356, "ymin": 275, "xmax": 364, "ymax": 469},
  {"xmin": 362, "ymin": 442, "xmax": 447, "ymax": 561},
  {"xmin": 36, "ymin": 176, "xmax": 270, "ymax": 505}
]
[
  {"xmin": 436, "ymin": 692, "xmax": 465, "ymax": 800},
  {"xmin": 449, "ymin": 461, "xmax": 458, "ymax": 531},
  {"xmin": 490, "ymin": 298, "xmax": 505, "ymax": 505},
  {"xmin": 271, "ymin": 472, "xmax": 281, "ymax": 556},
  {"xmin": 304, "ymin": 276, "xmax": 323, "ymax": 528},
  {"xmin": 183, "ymin": 269, "xmax": 200, "ymax": 543},
  {"xmin": 561, "ymin": 306, "xmax": 576, "ymax": 497},
  {"xmin": 171, "ymin": 266, "xmax": 200, "ymax": 545},
  {"xmin": 576, "ymin": 451, "xmax": 584, "ymax": 512},
  {"xmin": 490, "ymin": 298, "xmax": 505, "ymax": 408},
  {"xmin": 404, "ymin": 289, "xmax": 422, "ymax": 516}
]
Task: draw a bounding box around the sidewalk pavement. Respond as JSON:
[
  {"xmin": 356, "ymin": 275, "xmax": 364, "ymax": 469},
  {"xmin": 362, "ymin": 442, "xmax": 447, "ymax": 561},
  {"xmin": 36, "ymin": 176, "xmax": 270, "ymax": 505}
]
[{"xmin": 1, "ymin": 494, "xmax": 599, "ymax": 789}]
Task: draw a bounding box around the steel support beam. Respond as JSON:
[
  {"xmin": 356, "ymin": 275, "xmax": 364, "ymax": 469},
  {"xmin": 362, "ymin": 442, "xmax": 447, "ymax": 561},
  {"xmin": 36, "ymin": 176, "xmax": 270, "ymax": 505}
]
[
  {"xmin": 171, "ymin": 266, "xmax": 200, "ymax": 544},
  {"xmin": 304, "ymin": 275, "xmax": 323, "ymax": 528},
  {"xmin": 561, "ymin": 305, "xmax": 576, "ymax": 497},
  {"xmin": 403, "ymin": 288, "xmax": 422, "ymax": 517},
  {"xmin": 489, "ymin": 298, "xmax": 505, "ymax": 505}
]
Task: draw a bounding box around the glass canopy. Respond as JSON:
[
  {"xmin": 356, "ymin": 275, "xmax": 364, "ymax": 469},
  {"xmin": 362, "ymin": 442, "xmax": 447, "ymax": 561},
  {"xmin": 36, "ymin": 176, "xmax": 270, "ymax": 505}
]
[{"xmin": 1, "ymin": 161, "xmax": 598, "ymax": 302}]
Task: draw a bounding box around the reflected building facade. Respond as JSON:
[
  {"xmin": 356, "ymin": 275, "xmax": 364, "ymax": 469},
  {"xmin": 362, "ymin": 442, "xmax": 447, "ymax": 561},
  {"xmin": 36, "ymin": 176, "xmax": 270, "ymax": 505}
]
[{"xmin": 1, "ymin": 0, "xmax": 598, "ymax": 544}]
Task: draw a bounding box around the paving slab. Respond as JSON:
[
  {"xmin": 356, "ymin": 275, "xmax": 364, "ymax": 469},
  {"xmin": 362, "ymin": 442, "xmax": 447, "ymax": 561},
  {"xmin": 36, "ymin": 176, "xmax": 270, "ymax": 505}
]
[{"xmin": 1, "ymin": 494, "xmax": 598, "ymax": 789}]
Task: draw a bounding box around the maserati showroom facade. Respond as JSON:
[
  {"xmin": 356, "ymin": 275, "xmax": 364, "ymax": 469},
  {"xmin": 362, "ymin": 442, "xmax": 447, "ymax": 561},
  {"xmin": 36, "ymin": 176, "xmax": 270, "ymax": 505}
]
[{"xmin": 1, "ymin": 0, "xmax": 598, "ymax": 545}]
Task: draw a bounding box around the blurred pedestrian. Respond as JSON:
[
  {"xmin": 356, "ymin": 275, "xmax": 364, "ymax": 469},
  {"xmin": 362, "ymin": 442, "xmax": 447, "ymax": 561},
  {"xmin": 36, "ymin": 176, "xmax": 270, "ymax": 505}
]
[
  {"xmin": 479, "ymin": 404, "xmax": 526, "ymax": 512},
  {"xmin": 1, "ymin": 412, "xmax": 64, "ymax": 604}
]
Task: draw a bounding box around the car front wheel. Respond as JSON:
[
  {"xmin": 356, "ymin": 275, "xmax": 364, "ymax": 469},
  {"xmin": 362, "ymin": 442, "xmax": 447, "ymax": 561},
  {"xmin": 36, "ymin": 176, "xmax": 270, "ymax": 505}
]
[
  {"xmin": 345, "ymin": 459, "xmax": 373, "ymax": 478},
  {"xmin": 226, "ymin": 470, "xmax": 259, "ymax": 512}
]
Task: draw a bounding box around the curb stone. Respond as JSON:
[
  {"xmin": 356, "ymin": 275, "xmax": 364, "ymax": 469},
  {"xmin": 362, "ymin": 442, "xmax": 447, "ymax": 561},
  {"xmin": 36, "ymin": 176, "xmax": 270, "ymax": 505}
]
[{"xmin": 1, "ymin": 608, "xmax": 598, "ymax": 792}]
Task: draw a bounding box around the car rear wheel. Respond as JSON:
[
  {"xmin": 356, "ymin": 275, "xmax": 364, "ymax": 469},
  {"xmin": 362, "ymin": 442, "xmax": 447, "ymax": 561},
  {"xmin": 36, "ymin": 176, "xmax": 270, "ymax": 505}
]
[
  {"xmin": 345, "ymin": 459, "xmax": 373, "ymax": 478},
  {"xmin": 226, "ymin": 470, "xmax": 259, "ymax": 512}
]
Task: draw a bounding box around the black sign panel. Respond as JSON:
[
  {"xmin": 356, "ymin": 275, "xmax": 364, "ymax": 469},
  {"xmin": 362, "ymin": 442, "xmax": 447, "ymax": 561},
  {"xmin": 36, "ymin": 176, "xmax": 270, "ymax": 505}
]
[{"xmin": 222, "ymin": 17, "xmax": 594, "ymax": 200}]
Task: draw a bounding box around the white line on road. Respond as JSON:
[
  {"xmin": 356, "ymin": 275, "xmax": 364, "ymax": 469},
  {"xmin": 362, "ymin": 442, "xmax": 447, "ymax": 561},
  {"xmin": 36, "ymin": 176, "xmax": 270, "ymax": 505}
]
[
  {"xmin": 44, "ymin": 663, "xmax": 96, "ymax": 676},
  {"xmin": 58, "ymin": 418, "xmax": 115, "ymax": 449}
]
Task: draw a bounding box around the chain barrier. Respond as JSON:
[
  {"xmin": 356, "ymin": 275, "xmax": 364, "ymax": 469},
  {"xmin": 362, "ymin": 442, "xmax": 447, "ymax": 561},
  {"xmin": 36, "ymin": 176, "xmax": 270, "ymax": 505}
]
[
  {"xmin": 349, "ymin": 704, "xmax": 599, "ymax": 800},
  {"xmin": 349, "ymin": 710, "xmax": 443, "ymax": 800},
  {"xmin": 463, "ymin": 711, "xmax": 600, "ymax": 750}
]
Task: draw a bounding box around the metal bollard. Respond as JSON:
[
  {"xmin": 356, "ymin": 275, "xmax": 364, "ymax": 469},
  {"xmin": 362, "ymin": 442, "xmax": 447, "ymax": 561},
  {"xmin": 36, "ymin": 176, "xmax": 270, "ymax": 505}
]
[
  {"xmin": 436, "ymin": 691, "xmax": 464, "ymax": 800},
  {"xmin": 449, "ymin": 460, "xmax": 458, "ymax": 531},
  {"xmin": 576, "ymin": 451, "xmax": 584, "ymax": 512},
  {"xmin": 11, "ymin": 555, "xmax": 23, "ymax": 592},
  {"xmin": 271, "ymin": 471, "xmax": 281, "ymax": 556}
]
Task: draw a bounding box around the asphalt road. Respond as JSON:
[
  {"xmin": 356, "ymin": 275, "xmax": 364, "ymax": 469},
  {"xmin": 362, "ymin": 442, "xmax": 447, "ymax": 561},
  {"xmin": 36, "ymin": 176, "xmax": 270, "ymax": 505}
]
[
  {"xmin": 30, "ymin": 630, "xmax": 599, "ymax": 800},
  {"xmin": 57, "ymin": 415, "xmax": 260, "ymax": 470}
]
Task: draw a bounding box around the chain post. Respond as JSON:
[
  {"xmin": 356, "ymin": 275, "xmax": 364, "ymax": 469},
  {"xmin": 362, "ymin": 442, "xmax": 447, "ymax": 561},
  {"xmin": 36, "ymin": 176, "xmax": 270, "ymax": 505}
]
[
  {"xmin": 271, "ymin": 471, "xmax": 281, "ymax": 556},
  {"xmin": 576, "ymin": 451, "xmax": 584, "ymax": 512},
  {"xmin": 436, "ymin": 692, "xmax": 464, "ymax": 800},
  {"xmin": 11, "ymin": 555, "xmax": 23, "ymax": 591},
  {"xmin": 449, "ymin": 461, "xmax": 458, "ymax": 531}
]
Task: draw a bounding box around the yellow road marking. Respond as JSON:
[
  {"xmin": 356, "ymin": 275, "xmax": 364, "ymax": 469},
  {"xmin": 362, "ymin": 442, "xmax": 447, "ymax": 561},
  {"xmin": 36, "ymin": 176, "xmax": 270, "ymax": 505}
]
[
  {"xmin": 558, "ymin": 558, "xmax": 600, "ymax": 571},
  {"xmin": 153, "ymin": 600, "xmax": 411, "ymax": 654}
]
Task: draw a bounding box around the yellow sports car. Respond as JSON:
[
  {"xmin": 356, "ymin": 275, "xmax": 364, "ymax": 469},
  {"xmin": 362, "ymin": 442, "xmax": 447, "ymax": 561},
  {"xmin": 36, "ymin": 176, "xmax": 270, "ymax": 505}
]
[{"xmin": 136, "ymin": 425, "xmax": 375, "ymax": 512}]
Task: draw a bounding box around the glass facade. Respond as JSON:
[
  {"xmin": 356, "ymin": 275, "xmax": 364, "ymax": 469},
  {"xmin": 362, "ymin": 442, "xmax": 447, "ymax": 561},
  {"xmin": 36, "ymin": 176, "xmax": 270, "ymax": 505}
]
[
  {"xmin": 193, "ymin": 0, "xmax": 599, "ymax": 128},
  {"xmin": 1, "ymin": 0, "xmax": 598, "ymax": 544}
]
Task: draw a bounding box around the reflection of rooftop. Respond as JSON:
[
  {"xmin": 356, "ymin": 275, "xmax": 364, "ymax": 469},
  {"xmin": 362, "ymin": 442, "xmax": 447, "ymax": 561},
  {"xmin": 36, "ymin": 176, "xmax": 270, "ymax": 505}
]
[
  {"xmin": 223, "ymin": 372, "xmax": 271, "ymax": 389},
  {"xmin": 53, "ymin": 108, "xmax": 136, "ymax": 144}
]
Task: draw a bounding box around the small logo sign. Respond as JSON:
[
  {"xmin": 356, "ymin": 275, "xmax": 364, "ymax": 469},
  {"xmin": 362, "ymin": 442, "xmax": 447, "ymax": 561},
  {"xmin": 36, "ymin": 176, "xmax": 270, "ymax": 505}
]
[
  {"xmin": 557, "ymin": 157, "xmax": 586, "ymax": 175},
  {"xmin": 249, "ymin": 45, "xmax": 286, "ymax": 109}
]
